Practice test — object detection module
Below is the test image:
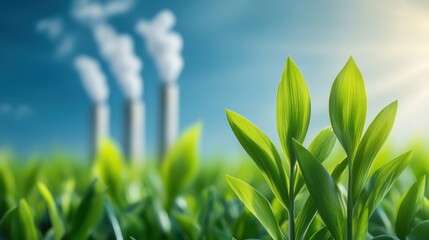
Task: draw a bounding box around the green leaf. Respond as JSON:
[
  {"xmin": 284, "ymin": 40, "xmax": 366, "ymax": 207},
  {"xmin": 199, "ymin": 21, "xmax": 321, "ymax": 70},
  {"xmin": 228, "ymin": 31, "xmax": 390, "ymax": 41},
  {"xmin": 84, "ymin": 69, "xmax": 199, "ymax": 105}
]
[
  {"xmin": 226, "ymin": 175, "xmax": 284, "ymax": 240},
  {"xmin": 161, "ymin": 123, "xmax": 202, "ymax": 209},
  {"xmin": 276, "ymin": 57, "xmax": 311, "ymax": 162},
  {"xmin": 295, "ymin": 127, "xmax": 336, "ymax": 195},
  {"xmin": 417, "ymin": 197, "xmax": 429, "ymax": 219},
  {"xmin": 295, "ymin": 158, "xmax": 347, "ymax": 240},
  {"xmin": 307, "ymin": 127, "xmax": 337, "ymax": 163},
  {"xmin": 94, "ymin": 139, "xmax": 125, "ymax": 207},
  {"xmin": 293, "ymin": 140, "xmax": 346, "ymax": 240},
  {"xmin": 0, "ymin": 162, "xmax": 16, "ymax": 217},
  {"xmin": 173, "ymin": 213, "xmax": 199, "ymax": 240},
  {"xmin": 354, "ymin": 151, "xmax": 412, "ymax": 239},
  {"xmin": 395, "ymin": 176, "xmax": 426, "ymax": 239},
  {"xmin": 295, "ymin": 197, "xmax": 317, "ymax": 240},
  {"xmin": 226, "ymin": 110, "xmax": 289, "ymax": 207},
  {"xmin": 105, "ymin": 199, "xmax": 124, "ymax": 240},
  {"xmin": 12, "ymin": 199, "xmax": 38, "ymax": 240},
  {"xmin": 406, "ymin": 220, "xmax": 429, "ymax": 240},
  {"xmin": 68, "ymin": 180, "xmax": 105, "ymax": 240},
  {"xmin": 329, "ymin": 57, "xmax": 367, "ymax": 157},
  {"xmin": 37, "ymin": 182, "xmax": 65, "ymax": 240},
  {"xmin": 352, "ymin": 101, "xmax": 398, "ymax": 203}
]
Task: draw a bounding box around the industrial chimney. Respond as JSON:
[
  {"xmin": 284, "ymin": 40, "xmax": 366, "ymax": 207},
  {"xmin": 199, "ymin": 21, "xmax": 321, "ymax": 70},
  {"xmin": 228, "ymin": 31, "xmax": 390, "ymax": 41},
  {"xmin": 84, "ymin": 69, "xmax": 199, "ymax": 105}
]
[
  {"xmin": 92, "ymin": 23, "xmax": 145, "ymax": 164},
  {"xmin": 124, "ymin": 99, "xmax": 145, "ymax": 163},
  {"xmin": 136, "ymin": 9, "xmax": 184, "ymax": 158},
  {"xmin": 74, "ymin": 55, "xmax": 110, "ymax": 160},
  {"xmin": 159, "ymin": 82, "xmax": 179, "ymax": 155}
]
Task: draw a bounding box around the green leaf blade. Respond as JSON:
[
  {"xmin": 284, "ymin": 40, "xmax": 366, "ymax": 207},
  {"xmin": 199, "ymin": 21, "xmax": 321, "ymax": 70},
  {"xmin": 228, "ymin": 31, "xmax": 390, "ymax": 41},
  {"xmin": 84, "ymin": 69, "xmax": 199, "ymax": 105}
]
[
  {"xmin": 276, "ymin": 57, "xmax": 311, "ymax": 162},
  {"xmin": 354, "ymin": 151, "xmax": 412, "ymax": 239},
  {"xmin": 395, "ymin": 176, "xmax": 426, "ymax": 239},
  {"xmin": 226, "ymin": 175, "xmax": 284, "ymax": 240},
  {"xmin": 329, "ymin": 57, "xmax": 367, "ymax": 157},
  {"xmin": 161, "ymin": 123, "xmax": 202, "ymax": 208},
  {"xmin": 293, "ymin": 140, "xmax": 346, "ymax": 240},
  {"xmin": 68, "ymin": 181, "xmax": 105, "ymax": 240},
  {"xmin": 94, "ymin": 139, "xmax": 125, "ymax": 207},
  {"xmin": 295, "ymin": 158, "xmax": 348, "ymax": 240},
  {"xmin": 295, "ymin": 127, "xmax": 336, "ymax": 195},
  {"xmin": 38, "ymin": 183, "xmax": 66, "ymax": 240},
  {"xmin": 352, "ymin": 101, "xmax": 398, "ymax": 203},
  {"xmin": 226, "ymin": 109, "xmax": 289, "ymax": 207}
]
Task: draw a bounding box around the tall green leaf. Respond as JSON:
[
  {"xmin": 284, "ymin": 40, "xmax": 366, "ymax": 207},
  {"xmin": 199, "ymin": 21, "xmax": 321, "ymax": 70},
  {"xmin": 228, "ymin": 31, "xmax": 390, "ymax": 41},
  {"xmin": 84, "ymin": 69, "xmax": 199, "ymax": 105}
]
[
  {"xmin": 352, "ymin": 101, "xmax": 398, "ymax": 203},
  {"xmin": 38, "ymin": 183, "xmax": 65, "ymax": 240},
  {"xmin": 354, "ymin": 151, "xmax": 412, "ymax": 239},
  {"xmin": 68, "ymin": 180, "xmax": 105, "ymax": 240},
  {"xmin": 11, "ymin": 199, "xmax": 38, "ymax": 240},
  {"xmin": 395, "ymin": 176, "xmax": 426, "ymax": 239},
  {"xmin": 293, "ymin": 140, "xmax": 346, "ymax": 240},
  {"xmin": 295, "ymin": 158, "xmax": 347, "ymax": 240},
  {"xmin": 226, "ymin": 175, "xmax": 284, "ymax": 240},
  {"xmin": 226, "ymin": 110, "xmax": 289, "ymax": 207},
  {"xmin": 105, "ymin": 199, "xmax": 124, "ymax": 240},
  {"xmin": 94, "ymin": 139, "xmax": 125, "ymax": 207},
  {"xmin": 276, "ymin": 57, "xmax": 311, "ymax": 162},
  {"xmin": 295, "ymin": 127, "xmax": 336, "ymax": 195},
  {"xmin": 0, "ymin": 199, "xmax": 39, "ymax": 240},
  {"xmin": 161, "ymin": 123, "xmax": 201, "ymax": 209},
  {"xmin": 329, "ymin": 57, "xmax": 367, "ymax": 157}
]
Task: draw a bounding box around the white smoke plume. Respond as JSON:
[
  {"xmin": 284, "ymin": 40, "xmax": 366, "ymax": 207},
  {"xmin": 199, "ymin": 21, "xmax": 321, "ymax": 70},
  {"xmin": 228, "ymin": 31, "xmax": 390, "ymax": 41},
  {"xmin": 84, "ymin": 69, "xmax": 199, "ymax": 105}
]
[
  {"xmin": 136, "ymin": 10, "xmax": 184, "ymax": 83},
  {"xmin": 71, "ymin": 0, "xmax": 142, "ymax": 100},
  {"xmin": 92, "ymin": 24, "xmax": 143, "ymax": 100},
  {"xmin": 74, "ymin": 55, "xmax": 109, "ymax": 103},
  {"xmin": 72, "ymin": 0, "xmax": 134, "ymax": 23}
]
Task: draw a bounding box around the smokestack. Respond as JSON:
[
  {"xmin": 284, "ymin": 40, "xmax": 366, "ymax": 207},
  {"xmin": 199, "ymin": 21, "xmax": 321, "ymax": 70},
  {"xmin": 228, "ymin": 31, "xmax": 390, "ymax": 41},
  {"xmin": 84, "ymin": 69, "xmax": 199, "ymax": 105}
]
[
  {"xmin": 136, "ymin": 10, "xmax": 184, "ymax": 157},
  {"xmin": 91, "ymin": 102, "xmax": 109, "ymax": 159},
  {"xmin": 92, "ymin": 24, "xmax": 145, "ymax": 164},
  {"xmin": 159, "ymin": 82, "xmax": 179, "ymax": 155},
  {"xmin": 124, "ymin": 100, "xmax": 145, "ymax": 163},
  {"xmin": 74, "ymin": 55, "xmax": 110, "ymax": 160}
]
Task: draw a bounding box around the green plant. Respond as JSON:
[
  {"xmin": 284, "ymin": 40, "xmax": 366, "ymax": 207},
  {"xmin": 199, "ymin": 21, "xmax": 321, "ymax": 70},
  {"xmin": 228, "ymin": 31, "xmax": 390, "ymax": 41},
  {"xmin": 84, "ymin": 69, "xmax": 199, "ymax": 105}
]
[
  {"xmin": 225, "ymin": 57, "xmax": 428, "ymax": 240},
  {"xmin": 226, "ymin": 57, "xmax": 340, "ymax": 240}
]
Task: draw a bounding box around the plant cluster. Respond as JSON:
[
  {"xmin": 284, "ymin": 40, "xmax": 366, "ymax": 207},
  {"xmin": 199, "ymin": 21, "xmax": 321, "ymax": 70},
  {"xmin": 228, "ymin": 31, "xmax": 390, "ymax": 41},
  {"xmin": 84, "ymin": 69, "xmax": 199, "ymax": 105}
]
[{"xmin": 226, "ymin": 57, "xmax": 429, "ymax": 240}]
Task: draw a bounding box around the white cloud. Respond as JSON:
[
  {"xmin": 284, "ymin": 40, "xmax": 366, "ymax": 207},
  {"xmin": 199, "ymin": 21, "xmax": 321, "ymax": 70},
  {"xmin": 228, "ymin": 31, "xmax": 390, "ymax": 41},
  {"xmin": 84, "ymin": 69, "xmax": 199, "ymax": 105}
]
[
  {"xmin": 36, "ymin": 17, "xmax": 75, "ymax": 57},
  {"xmin": 15, "ymin": 105, "xmax": 33, "ymax": 119},
  {"xmin": 0, "ymin": 103, "xmax": 11, "ymax": 114},
  {"xmin": 36, "ymin": 17, "xmax": 63, "ymax": 40},
  {"xmin": 0, "ymin": 103, "xmax": 33, "ymax": 119}
]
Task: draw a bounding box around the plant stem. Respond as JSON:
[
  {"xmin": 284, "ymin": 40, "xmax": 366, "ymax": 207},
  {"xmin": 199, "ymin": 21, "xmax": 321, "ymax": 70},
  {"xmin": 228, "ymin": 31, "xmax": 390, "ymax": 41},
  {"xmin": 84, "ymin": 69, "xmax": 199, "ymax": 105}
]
[
  {"xmin": 347, "ymin": 157, "xmax": 353, "ymax": 240},
  {"xmin": 289, "ymin": 161, "xmax": 296, "ymax": 240}
]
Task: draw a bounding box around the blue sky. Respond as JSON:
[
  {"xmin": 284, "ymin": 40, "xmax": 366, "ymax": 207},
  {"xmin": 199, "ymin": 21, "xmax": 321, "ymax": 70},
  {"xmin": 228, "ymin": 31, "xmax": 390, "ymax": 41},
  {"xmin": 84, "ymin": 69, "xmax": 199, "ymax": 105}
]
[{"xmin": 1, "ymin": 0, "xmax": 429, "ymax": 158}]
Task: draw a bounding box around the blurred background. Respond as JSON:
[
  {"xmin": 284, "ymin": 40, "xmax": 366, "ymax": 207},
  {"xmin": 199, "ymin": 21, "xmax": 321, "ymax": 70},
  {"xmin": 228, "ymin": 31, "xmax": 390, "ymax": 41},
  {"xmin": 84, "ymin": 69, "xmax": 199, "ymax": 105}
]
[{"xmin": 1, "ymin": 0, "xmax": 429, "ymax": 159}]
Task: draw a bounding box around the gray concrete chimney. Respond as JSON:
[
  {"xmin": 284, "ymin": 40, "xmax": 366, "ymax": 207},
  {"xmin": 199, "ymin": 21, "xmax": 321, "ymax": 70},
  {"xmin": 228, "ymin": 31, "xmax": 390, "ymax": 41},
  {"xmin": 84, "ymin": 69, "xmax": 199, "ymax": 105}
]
[
  {"xmin": 124, "ymin": 100, "xmax": 145, "ymax": 164},
  {"xmin": 91, "ymin": 102, "xmax": 109, "ymax": 160},
  {"xmin": 159, "ymin": 82, "xmax": 179, "ymax": 157}
]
